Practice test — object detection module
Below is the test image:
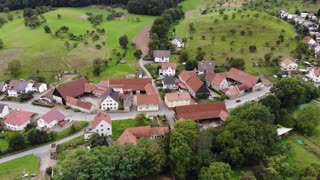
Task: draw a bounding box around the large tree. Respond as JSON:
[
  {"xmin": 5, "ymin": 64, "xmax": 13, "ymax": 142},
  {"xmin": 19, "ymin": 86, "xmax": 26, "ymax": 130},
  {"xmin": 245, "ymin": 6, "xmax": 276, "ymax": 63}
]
[
  {"xmin": 258, "ymin": 95, "xmax": 281, "ymax": 123},
  {"xmin": 228, "ymin": 57, "xmax": 245, "ymax": 70},
  {"xmin": 217, "ymin": 117, "xmax": 277, "ymax": 166},
  {"xmin": 270, "ymin": 78, "xmax": 305, "ymax": 108},
  {"xmin": 8, "ymin": 133, "xmax": 26, "ymax": 151},
  {"xmin": 199, "ymin": 162, "xmax": 233, "ymax": 180},
  {"xmin": 27, "ymin": 129, "xmax": 49, "ymax": 145},
  {"xmin": 0, "ymin": 38, "xmax": 3, "ymax": 49},
  {"xmin": 229, "ymin": 102, "xmax": 275, "ymax": 124},
  {"xmin": 119, "ymin": 35, "xmax": 128, "ymax": 49},
  {"xmin": 294, "ymin": 104, "xmax": 320, "ymax": 136},
  {"xmin": 173, "ymin": 120, "xmax": 199, "ymax": 147}
]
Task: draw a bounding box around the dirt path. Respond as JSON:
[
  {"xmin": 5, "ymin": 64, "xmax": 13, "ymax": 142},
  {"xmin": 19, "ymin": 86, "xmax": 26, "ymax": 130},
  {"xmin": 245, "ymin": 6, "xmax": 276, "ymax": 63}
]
[
  {"xmin": 185, "ymin": 10, "xmax": 195, "ymax": 17},
  {"xmin": 133, "ymin": 25, "xmax": 152, "ymax": 56}
]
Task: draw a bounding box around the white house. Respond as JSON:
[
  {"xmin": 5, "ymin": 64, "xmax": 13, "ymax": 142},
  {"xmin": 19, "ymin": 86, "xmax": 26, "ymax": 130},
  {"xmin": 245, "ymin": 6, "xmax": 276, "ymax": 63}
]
[
  {"xmin": 136, "ymin": 94, "xmax": 159, "ymax": 112},
  {"xmin": 33, "ymin": 82, "xmax": 48, "ymax": 93},
  {"xmin": 306, "ymin": 67, "xmax": 320, "ymax": 82},
  {"xmin": 0, "ymin": 103, "xmax": 9, "ymax": 119},
  {"xmin": 37, "ymin": 109, "xmax": 65, "ymax": 129},
  {"xmin": 205, "ymin": 72, "xmax": 229, "ymax": 90},
  {"xmin": 153, "ymin": 50, "xmax": 170, "ymax": 63},
  {"xmin": 4, "ymin": 110, "xmax": 35, "ymax": 131},
  {"xmin": 197, "ymin": 61, "xmax": 215, "ymax": 75},
  {"xmin": 159, "ymin": 63, "xmax": 176, "ymax": 77},
  {"xmin": 100, "ymin": 88, "xmax": 119, "ymax": 111},
  {"xmin": 280, "ymin": 58, "xmax": 298, "ymax": 71},
  {"xmin": 171, "ymin": 37, "xmax": 184, "ymax": 48},
  {"xmin": 7, "ymin": 80, "xmax": 28, "ymax": 97},
  {"xmin": 85, "ymin": 111, "xmax": 112, "ymax": 140},
  {"xmin": 303, "ymin": 36, "xmax": 318, "ymax": 47}
]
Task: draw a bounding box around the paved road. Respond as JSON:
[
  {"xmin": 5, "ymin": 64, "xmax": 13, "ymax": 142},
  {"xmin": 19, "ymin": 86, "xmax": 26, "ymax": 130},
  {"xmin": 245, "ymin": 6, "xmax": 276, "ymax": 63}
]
[{"xmin": 225, "ymin": 86, "xmax": 271, "ymax": 109}]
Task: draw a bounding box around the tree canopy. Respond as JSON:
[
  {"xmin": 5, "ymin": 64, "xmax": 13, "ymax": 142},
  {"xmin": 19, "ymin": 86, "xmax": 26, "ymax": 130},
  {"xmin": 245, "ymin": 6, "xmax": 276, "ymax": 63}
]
[{"xmin": 199, "ymin": 162, "xmax": 233, "ymax": 180}]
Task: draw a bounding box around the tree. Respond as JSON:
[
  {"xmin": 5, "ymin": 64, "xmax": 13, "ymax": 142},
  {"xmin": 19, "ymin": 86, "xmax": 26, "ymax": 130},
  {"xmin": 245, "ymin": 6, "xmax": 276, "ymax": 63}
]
[
  {"xmin": 258, "ymin": 95, "xmax": 281, "ymax": 123},
  {"xmin": 133, "ymin": 49, "xmax": 142, "ymax": 59},
  {"xmin": 264, "ymin": 53, "xmax": 273, "ymax": 63},
  {"xmin": 173, "ymin": 120, "xmax": 199, "ymax": 147},
  {"xmin": 179, "ymin": 50, "xmax": 189, "ymax": 63},
  {"xmin": 169, "ymin": 130, "xmax": 192, "ymax": 179},
  {"xmin": 249, "ymin": 45, "xmax": 257, "ymax": 53},
  {"xmin": 27, "ymin": 129, "xmax": 49, "ymax": 145},
  {"xmin": 317, "ymin": 9, "xmax": 320, "ymax": 17},
  {"xmin": 0, "ymin": 39, "xmax": 3, "ymax": 49},
  {"xmin": 229, "ymin": 102, "xmax": 275, "ymax": 124},
  {"xmin": 300, "ymin": 164, "xmax": 320, "ymax": 179},
  {"xmin": 89, "ymin": 133, "xmax": 109, "ymax": 148},
  {"xmin": 217, "ymin": 117, "xmax": 277, "ymax": 166},
  {"xmin": 119, "ymin": 35, "xmax": 128, "ymax": 49},
  {"xmin": 185, "ymin": 60, "xmax": 197, "ymax": 70},
  {"xmin": 93, "ymin": 58, "xmax": 101, "ymax": 76},
  {"xmin": 8, "ymin": 133, "xmax": 26, "ymax": 151},
  {"xmin": 19, "ymin": 91, "xmax": 34, "ymax": 102},
  {"xmin": 199, "ymin": 162, "xmax": 233, "ymax": 180},
  {"xmin": 8, "ymin": 60, "xmax": 21, "ymax": 77},
  {"xmin": 270, "ymin": 78, "xmax": 305, "ymax": 108},
  {"xmin": 228, "ymin": 57, "xmax": 245, "ymax": 70},
  {"xmin": 64, "ymin": 41, "xmax": 70, "ymax": 48},
  {"xmin": 240, "ymin": 171, "xmax": 256, "ymax": 180},
  {"xmin": 43, "ymin": 25, "xmax": 51, "ymax": 33},
  {"xmin": 57, "ymin": 14, "xmax": 62, "ymax": 19},
  {"xmin": 135, "ymin": 114, "xmax": 148, "ymax": 126},
  {"xmin": 295, "ymin": 104, "xmax": 320, "ymax": 136}
]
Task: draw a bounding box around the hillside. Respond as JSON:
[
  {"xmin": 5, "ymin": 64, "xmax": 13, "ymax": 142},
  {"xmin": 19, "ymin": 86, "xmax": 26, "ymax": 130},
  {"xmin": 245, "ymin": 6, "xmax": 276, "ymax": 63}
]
[
  {"xmin": 0, "ymin": 7, "xmax": 155, "ymax": 82},
  {"xmin": 173, "ymin": 9, "xmax": 297, "ymax": 78}
]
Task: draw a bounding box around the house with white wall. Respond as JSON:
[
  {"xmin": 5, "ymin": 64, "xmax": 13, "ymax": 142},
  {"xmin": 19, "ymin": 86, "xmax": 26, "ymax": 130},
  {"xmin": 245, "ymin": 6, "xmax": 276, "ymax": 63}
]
[
  {"xmin": 159, "ymin": 63, "xmax": 176, "ymax": 78},
  {"xmin": 306, "ymin": 67, "xmax": 320, "ymax": 82},
  {"xmin": 136, "ymin": 94, "xmax": 159, "ymax": 112},
  {"xmin": 4, "ymin": 110, "xmax": 35, "ymax": 131},
  {"xmin": 100, "ymin": 88, "xmax": 120, "ymax": 111},
  {"xmin": 37, "ymin": 109, "xmax": 65, "ymax": 129},
  {"xmin": 171, "ymin": 37, "xmax": 184, "ymax": 48},
  {"xmin": 0, "ymin": 103, "xmax": 9, "ymax": 119},
  {"xmin": 280, "ymin": 58, "xmax": 298, "ymax": 71},
  {"xmin": 84, "ymin": 111, "xmax": 112, "ymax": 140},
  {"xmin": 153, "ymin": 50, "xmax": 170, "ymax": 62}
]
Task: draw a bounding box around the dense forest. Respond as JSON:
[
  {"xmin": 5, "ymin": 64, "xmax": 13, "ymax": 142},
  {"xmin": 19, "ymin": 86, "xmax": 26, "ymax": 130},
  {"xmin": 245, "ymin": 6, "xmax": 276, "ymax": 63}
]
[{"xmin": 0, "ymin": 0, "xmax": 184, "ymax": 15}]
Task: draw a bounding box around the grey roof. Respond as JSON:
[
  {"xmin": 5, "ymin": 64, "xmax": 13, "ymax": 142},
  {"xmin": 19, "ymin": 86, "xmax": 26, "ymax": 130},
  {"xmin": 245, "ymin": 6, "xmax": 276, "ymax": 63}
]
[
  {"xmin": 153, "ymin": 50, "xmax": 171, "ymax": 58},
  {"xmin": 101, "ymin": 88, "xmax": 120, "ymax": 103},
  {"xmin": 162, "ymin": 76, "xmax": 176, "ymax": 85},
  {"xmin": 0, "ymin": 103, "xmax": 7, "ymax": 112},
  {"xmin": 197, "ymin": 61, "xmax": 215, "ymax": 72},
  {"xmin": 34, "ymin": 82, "xmax": 44, "ymax": 88},
  {"xmin": 124, "ymin": 94, "xmax": 133, "ymax": 108},
  {"xmin": 173, "ymin": 37, "xmax": 183, "ymax": 43}
]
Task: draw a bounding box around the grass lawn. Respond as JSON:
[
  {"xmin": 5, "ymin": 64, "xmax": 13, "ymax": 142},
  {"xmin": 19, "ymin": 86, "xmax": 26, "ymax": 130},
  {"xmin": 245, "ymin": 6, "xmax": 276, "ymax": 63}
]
[
  {"xmin": 0, "ymin": 155, "xmax": 39, "ymax": 179},
  {"xmin": 280, "ymin": 135, "xmax": 320, "ymax": 169},
  {"xmin": 0, "ymin": 139, "xmax": 8, "ymax": 151},
  {"xmin": 112, "ymin": 119, "xmax": 151, "ymax": 138},
  {"xmin": 55, "ymin": 121, "xmax": 88, "ymax": 140},
  {"xmin": 179, "ymin": 0, "xmax": 247, "ymax": 12},
  {"xmin": 0, "ymin": 7, "xmax": 155, "ymax": 83},
  {"xmin": 173, "ymin": 10, "xmax": 296, "ymax": 79}
]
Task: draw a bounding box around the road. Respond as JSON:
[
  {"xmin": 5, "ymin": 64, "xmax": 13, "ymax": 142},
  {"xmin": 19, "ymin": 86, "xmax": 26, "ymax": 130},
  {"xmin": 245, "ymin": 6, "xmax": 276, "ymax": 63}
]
[{"xmin": 225, "ymin": 86, "xmax": 271, "ymax": 109}]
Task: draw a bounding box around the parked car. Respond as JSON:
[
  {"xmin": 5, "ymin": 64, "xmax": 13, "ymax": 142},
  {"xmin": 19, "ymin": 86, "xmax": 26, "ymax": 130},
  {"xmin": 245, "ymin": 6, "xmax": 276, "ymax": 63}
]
[{"xmin": 236, "ymin": 99, "xmax": 241, "ymax": 103}]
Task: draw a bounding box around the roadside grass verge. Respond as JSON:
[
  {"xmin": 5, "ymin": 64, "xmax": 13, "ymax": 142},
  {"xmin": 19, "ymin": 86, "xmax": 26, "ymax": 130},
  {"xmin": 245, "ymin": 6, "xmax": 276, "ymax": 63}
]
[{"xmin": 0, "ymin": 155, "xmax": 39, "ymax": 179}]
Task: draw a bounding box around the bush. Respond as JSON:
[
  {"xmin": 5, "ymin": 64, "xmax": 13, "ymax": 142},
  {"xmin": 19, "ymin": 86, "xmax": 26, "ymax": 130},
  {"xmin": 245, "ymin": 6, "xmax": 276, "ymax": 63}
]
[
  {"xmin": 46, "ymin": 167, "xmax": 52, "ymax": 176},
  {"xmin": 143, "ymin": 55, "xmax": 154, "ymax": 61}
]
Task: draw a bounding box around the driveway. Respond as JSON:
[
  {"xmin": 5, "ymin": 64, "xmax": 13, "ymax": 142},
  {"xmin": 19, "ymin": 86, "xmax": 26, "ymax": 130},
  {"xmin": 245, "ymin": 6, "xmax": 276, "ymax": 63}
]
[{"xmin": 225, "ymin": 86, "xmax": 271, "ymax": 109}]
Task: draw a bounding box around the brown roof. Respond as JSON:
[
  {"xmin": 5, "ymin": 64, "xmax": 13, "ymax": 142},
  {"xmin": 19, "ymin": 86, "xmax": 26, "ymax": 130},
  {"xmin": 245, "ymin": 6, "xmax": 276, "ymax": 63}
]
[
  {"xmin": 303, "ymin": 36, "xmax": 312, "ymax": 42},
  {"xmin": 55, "ymin": 77, "xmax": 89, "ymax": 101},
  {"xmin": 205, "ymin": 72, "xmax": 226, "ymax": 85},
  {"xmin": 118, "ymin": 126, "xmax": 169, "ymax": 145},
  {"xmin": 312, "ymin": 67, "xmax": 320, "ymax": 76},
  {"xmin": 144, "ymin": 83, "xmax": 156, "ymax": 95},
  {"xmin": 281, "ymin": 58, "xmax": 295, "ymax": 65},
  {"xmin": 197, "ymin": 61, "xmax": 215, "ymax": 72},
  {"xmin": 165, "ymin": 92, "xmax": 192, "ymax": 102},
  {"xmin": 179, "ymin": 70, "xmax": 197, "ymax": 82},
  {"xmin": 175, "ymin": 102, "xmax": 228, "ymax": 121},
  {"xmin": 85, "ymin": 83, "xmax": 96, "ymax": 93},
  {"xmin": 136, "ymin": 94, "xmax": 159, "ymax": 105},
  {"xmin": 91, "ymin": 111, "xmax": 111, "ymax": 129},
  {"xmin": 41, "ymin": 109, "xmax": 65, "ymax": 123},
  {"xmin": 225, "ymin": 68, "xmax": 259, "ymax": 87},
  {"xmin": 66, "ymin": 96, "xmax": 93, "ymax": 110},
  {"xmin": 226, "ymin": 86, "xmax": 240, "ymax": 96},
  {"xmin": 153, "ymin": 50, "xmax": 171, "ymax": 58},
  {"xmin": 161, "ymin": 62, "xmax": 177, "ymax": 70},
  {"xmin": 179, "ymin": 70, "xmax": 204, "ymax": 92},
  {"xmin": 5, "ymin": 110, "xmax": 35, "ymax": 126},
  {"xmin": 101, "ymin": 78, "xmax": 152, "ymax": 91}
]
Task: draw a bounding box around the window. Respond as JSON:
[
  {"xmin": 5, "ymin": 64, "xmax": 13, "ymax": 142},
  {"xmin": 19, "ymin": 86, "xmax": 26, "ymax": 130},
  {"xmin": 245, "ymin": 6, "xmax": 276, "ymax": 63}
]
[
  {"xmin": 107, "ymin": 128, "xmax": 110, "ymax": 130},
  {"xmin": 101, "ymin": 129, "xmax": 104, "ymax": 131},
  {"xmin": 101, "ymin": 124, "xmax": 103, "ymax": 127}
]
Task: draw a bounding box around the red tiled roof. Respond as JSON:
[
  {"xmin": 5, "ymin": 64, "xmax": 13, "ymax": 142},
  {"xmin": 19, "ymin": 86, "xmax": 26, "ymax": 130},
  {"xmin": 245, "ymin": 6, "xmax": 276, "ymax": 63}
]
[
  {"xmin": 179, "ymin": 70, "xmax": 204, "ymax": 92},
  {"xmin": 303, "ymin": 36, "xmax": 312, "ymax": 42},
  {"xmin": 91, "ymin": 111, "xmax": 111, "ymax": 128},
  {"xmin": 205, "ymin": 72, "xmax": 227, "ymax": 85},
  {"xmin": 161, "ymin": 62, "xmax": 177, "ymax": 70},
  {"xmin": 55, "ymin": 77, "xmax": 89, "ymax": 101},
  {"xmin": 5, "ymin": 110, "xmax": 34, "ymax": 126},
  {"xmin": 136, "ymin": 94, "xmax": 159, "ymax": 105},
  {"xmin": 144, "ymin": 83, "xmax": 156, "ymax": 95},
  {"xmin": 165, "ymin": 92, "xmax": 192, "ymax": 102},
  {"xmin": 101, "ymin": 78, "xmax": 152, "ymax": 91},
  {"xmin": 312, "ymin": 67, "xmax": 320, "ymax": 76},
  {"xmin": 281, "ymin": 58, "xmax": 295, "ymax": 65},
  {"xmin": 41, "ymin": 109, "xmax": 65, "ymax": 123},
  {"xmin": 85, "ymin": 83, "xmax": 96, "ymax": 93},
  {"xmin": 118, "ymin": 126, "xmax": 169, "ymax": 145},
  {"xmin": 225, "ymin": 68, "xmax": 259, "ymax": 87},
  {"xmin": 66, "ymin": 96, "xmax": 93, "ymax": 110},
  {"xmin": 226, "ymin": 86, "xmax": 240, "ymax": 96},
  {"xmin": 175, "ymin": 102, "xmax": 228, "ymax": 121}
]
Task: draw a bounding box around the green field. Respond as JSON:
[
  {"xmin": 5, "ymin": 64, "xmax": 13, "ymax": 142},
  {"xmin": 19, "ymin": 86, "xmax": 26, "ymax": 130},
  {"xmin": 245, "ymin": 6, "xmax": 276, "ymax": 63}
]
[
  {"xmin": 112, "ymin": 119, "xmax": 150, "ymax": 138},
  {"xmin": 0, "ymin": 7, "xmax": 155, "ymax": 83},
  {"xmin": 0, "ymin": 155, "xmax": 39, "ymax": 179},
  {"xmin": 249, "ymin": 0, "xmax": 320, "ymax": 14},
  {"xmin": 0, "ymin": 139, "xmax": 8, "ymax": 151},
  {"xmin": 173, "ymin": 10, "xmax": 297, "ymax": 78},
  {"xmin": 179, "ymin": 0, "xmax": 247, "ymax": 12}
]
